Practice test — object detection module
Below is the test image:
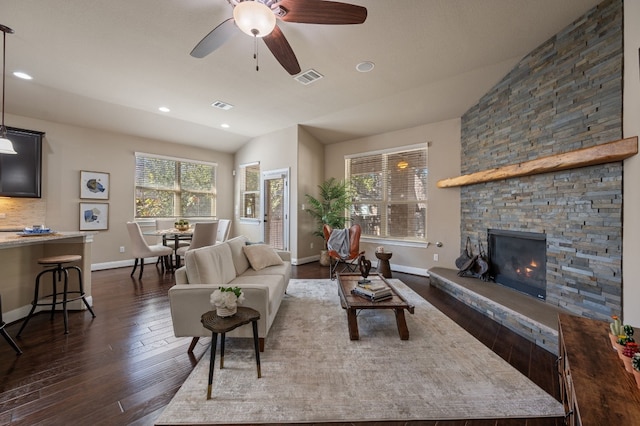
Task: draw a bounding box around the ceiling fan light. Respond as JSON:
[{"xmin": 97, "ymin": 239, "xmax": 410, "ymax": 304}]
[
  {"xmin": 0, "ymin": 136, "xmax": 17, "ymax": 155},
  {"xmin": 233, "ymin": 1, "xmax": 276, "ymax": 37}
]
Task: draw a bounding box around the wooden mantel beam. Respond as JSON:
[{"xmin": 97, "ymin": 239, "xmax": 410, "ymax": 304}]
[{"xmin": 437, "ymin": 136, "xmax": 638, "ymax": 188}]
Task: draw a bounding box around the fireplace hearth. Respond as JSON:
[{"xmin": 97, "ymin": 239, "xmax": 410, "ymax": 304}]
[{"xmin": 488, "ymin": 229, "xmax": 546, "ymax": 300}]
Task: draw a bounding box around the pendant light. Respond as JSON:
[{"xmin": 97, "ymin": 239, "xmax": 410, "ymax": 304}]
[{"xmin": 0, "ymin": 24, "xmax": 17, "ymax": 155}]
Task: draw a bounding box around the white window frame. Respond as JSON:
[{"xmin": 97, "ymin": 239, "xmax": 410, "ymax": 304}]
[
  {"xmin": 345, "ymin": 143, "xmax": 428, "ymax": 246},
  {"xmin": 134, "ymin": 152, "xmax": 217, "ymax": 219},
  {"xmin": 239, "ymin": 162, "xmax": 261, "ymax": 223}
]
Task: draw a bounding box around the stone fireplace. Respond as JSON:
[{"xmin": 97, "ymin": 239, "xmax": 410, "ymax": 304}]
[
  {"xmin": 429, "ymin": 0, "xmax": 626, "ymax": 354},
  {"xmin": 457, "ymin": 0, "xmax": 623, "ymax": 322},
  {"xmin": 487, "ymin": 229, "xmax": 546, "ymax": 300}
]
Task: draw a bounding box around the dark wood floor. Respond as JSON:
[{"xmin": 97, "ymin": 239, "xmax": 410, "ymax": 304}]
[{"xmin": 0, "ymin": 262, "xmax": 563, "ymax": 426}]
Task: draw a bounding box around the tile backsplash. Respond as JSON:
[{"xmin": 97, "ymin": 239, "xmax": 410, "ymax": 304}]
[{"xmin": 0, "ymin": 198, "xmax": 46, "ymax": 230}]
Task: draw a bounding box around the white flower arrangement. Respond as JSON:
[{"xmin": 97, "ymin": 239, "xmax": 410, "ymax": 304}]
[{"xmin": 210, "ymin": 286, "xmax": 245, "ymax": 309}]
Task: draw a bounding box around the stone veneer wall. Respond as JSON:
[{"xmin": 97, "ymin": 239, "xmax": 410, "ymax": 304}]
[{"xmin": 459, "ymin": 0, "xmax": 623, "ymax": 321}]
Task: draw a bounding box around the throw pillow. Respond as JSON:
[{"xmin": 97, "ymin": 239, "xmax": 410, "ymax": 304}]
[{"xmin": 242, "ymin": 244, "xmax": 284, "ymax": 271}]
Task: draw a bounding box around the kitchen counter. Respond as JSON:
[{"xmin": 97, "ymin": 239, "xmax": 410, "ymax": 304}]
[
  {"xmin": 0, "ymin": 231, "xmax": 93, "ymax": 248},
  {"xmin": 0, "ymin": 231, "xmax": 94, "ymax": 324}
]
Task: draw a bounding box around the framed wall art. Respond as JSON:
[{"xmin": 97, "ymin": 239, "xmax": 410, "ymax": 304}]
[
  {"xmin": 80, "ymin": 170, "xmax": 110, "ymax": 199},
  {"xmin": 79, "ymin": 202, "xmax": 109, "ymax": 231}
]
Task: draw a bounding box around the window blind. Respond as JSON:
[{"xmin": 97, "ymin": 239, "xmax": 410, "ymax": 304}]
[{"xmin": 346, "ymin": 144, "xmax": 428, "ymax": 241}]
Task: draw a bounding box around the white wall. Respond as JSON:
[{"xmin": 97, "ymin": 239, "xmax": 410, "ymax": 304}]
[
  {"xmin": 296, "ymin": 126, "xmax": 325, "ymax": 263},
  {"xmin": 324, "ymin": 118, "xmax": 461, "ymax": 276},
  {"xmin": 623, "ymin": 0, "xmax": 640, "ymax": 326}
]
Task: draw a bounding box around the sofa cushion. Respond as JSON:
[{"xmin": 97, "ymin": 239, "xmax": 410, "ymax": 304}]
[
  {"xmin": 184, "ymin": 242, "xmax": 236, "ymax": 284},
  {"xmin": 229, "ymin": 274, "xmax": 285, "ymax": 316},
  {"xmin": 241, "ymin": 262, "xmax": 291, "ymax": 289},
  {"xmin": 243, "ymin": 244, "xmax": 284, "ymax": 271},
  {"xmin": 226, "ymin": 236, "xmax": 250, "ymax": 276}
]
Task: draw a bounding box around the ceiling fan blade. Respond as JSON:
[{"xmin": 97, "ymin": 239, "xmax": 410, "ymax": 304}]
[
  {"xmin": 277, "ymin": 0, "xmax": 367, "ymax": 25},
  {"xmin": 191, "ymin": 18, "xmax": 237, "ymax": 58},
  {"xmin": 262, "ymin": 25, "xmax": 301, "ymax": 75}
]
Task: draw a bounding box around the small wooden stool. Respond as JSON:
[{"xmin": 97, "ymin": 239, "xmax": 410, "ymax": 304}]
[
  {"xmin": 375, "ymin": 251, "xmax": 393, "ymax": 278},
  {"xmin": 201, "ymin": 307, "xmax": 261, "ymax": 399},
  {"xmin": 17, "ymin": 254, "xmax": 96, "ymax": 337}
]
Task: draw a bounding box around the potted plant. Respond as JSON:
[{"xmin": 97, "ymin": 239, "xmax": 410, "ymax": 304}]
[
  {"xmin": 621, "ymin": 342, "xmax": 639, "ymax": 373},
  {"xmin": 615, "ymin": 325, "xmax": 635, "ymax": 359},
  {"xmin": 304, "ymin": 177, "xmax": 353, "ymax": 266},
  {"xmin": 632, "ymin": 353, "xmax": 640, "ymax": 389},
  {"xmin": 609, "ymin": 315, "xmax": 623, "ymax": 349},
  {"xmin": 210, "ymin": 286, "xmax": 245, "ymax": 317}
]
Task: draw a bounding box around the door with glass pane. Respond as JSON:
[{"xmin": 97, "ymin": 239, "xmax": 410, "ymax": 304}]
[{"xmin": 262, "ymin": 169, "xmax": 289, "ymax": 250}]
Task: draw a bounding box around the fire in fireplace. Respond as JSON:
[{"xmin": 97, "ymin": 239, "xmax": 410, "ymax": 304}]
[{"xmin": 487, "ymin": 229, "xmax": 546, "ymax": 300}]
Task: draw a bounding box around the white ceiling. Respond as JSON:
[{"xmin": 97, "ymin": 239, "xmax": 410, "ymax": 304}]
[{"xmin": 2, "ymin": 0, "xmax": 602, "ymax": 153}]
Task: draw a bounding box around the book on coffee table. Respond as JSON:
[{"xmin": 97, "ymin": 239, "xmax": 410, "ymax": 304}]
[
  {"xmin": 357, "ymin": 281, "xmax": 387, "ymax": 292},
  {"xmin": 351, "ymin": 285, "xmax": 392, "ymax": 301}
]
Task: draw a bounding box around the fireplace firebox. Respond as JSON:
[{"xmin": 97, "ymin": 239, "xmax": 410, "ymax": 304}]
[{"xmin": 488, "ymin": 229, "xmax": 546, "ymax": 300}]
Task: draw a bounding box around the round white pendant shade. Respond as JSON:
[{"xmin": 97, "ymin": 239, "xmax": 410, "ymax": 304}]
[{"xmin": 233, "ymin": 1, "xmax": 276, "ymax": 37}]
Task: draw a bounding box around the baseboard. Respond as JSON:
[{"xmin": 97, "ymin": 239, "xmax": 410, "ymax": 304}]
[
  {"xmin": 292, "ymin": 255, "xmax": 320, "ymax": 265},
  {"xmin": 91, "ymin": 258, "xmax": 428, "ymax": 277},
  {"xmin": 4, "ymin": 296, "xmax": 94, "ymax": 325},
  {"xmin": 91, "ymin": 258, "xmax": 156, "ymax": 271}
]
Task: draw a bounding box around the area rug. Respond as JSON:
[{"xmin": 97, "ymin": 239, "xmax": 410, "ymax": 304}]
[{"xmin": 155, "ymin": 279, "xmax": 564, "ymax": 425}]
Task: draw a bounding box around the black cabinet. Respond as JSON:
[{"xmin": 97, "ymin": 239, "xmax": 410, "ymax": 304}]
[{"xmin": 0, "ymin": 127, "xmax": 44, "ymax": 198}]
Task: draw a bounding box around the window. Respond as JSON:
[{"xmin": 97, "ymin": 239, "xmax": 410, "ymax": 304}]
[
  {"xmin": 240, "ymin": 162, "xmax": 260, "ymax": 220},
  {"xmin": 135, "ymin": 153, "xmax": 217, "ymax": 218},
  {"xmin": 346, "ymin": 144, "xmax": 428, "ymax": 242}
]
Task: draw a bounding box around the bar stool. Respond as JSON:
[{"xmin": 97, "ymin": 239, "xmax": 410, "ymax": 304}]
[
  {"xmin": 17, "ymin": 254, "xmax": 96, "ymax": 336},
  {"xmin": 0, "ymin": 294, "xmax": 22, "ymax": 355}
]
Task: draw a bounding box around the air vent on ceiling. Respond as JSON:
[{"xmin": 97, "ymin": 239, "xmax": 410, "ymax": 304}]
[
  {"xmin": 211, "ymin": 100, "xmax": 234, "ymax": 110},
  {"xmin": 294, "ymin": 69, "xmax": 323, "ymax": 85}
]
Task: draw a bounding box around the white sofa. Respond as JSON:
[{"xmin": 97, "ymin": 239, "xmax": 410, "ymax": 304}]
[{"xmin": 168, "ymin": 235, "xmax": 291, "ymax": 352}]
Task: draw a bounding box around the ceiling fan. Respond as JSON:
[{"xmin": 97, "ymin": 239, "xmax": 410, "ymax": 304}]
[{"xmin": 190, "ymin": 0, "xmax": 367, "ymax": 75}]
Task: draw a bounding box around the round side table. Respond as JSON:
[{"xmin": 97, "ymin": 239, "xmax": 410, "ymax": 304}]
[
  {"xmin": 375, "ymin": 252, "xmax": 393, "ymax": 278},
  {"xmin": 201, "ymin": 306, "xmax": 261, "ymax": 399}
]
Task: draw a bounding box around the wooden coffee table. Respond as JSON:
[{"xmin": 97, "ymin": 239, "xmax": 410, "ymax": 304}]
[{"xmin": 336, "ymin": 273, "xmax": 415, "ymax": 340}]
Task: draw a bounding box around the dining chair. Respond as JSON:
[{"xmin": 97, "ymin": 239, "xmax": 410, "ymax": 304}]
[
  {"xmin": 216, "ymin": 219, "xmax": 231, "ymax": 243},
  {"xmin": 175, "ymin": 222, "xmax": 218, "ymax": 267},
  {"xmin": 126, "ymin": 222, "xmax": 174, "ymax": 279}
]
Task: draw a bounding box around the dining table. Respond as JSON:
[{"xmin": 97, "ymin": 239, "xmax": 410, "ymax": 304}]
[{"xmin": 143, "ymin": 228, "xmax": 193, "ymax": 269}]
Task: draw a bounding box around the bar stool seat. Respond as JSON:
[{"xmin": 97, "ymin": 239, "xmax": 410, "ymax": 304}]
[{"xmin": 17, "ymin": 254, "xmax": 96, "ymax": 337}]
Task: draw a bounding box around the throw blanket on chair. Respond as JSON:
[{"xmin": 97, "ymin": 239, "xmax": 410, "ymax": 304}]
[{"xmin": 327, "ymin": 228, "xmax": 350, "ymax": 259}]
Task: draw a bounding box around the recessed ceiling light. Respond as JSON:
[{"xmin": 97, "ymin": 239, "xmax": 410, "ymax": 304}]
[
  {"xmin": 221, "ymin": 123, "xmax": 230, "ymax": 128},
  {"xmin": 356, "ymin": 61, "xmax": 375, "ymax": 72},
  {"xmin": 13, "ymin": 71, "xmax": 32, "ymax": 80},
  {"xmin": 158, "ymin": 106, "xmax": 170, "ymax": 113}
]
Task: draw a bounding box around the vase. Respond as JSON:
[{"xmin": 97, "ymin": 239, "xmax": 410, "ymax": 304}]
[
  {"xmin": 319, "ymin": 250, "xmax": 330, "ymax": 267},
  {"xmin": 633, "ymin": 369, "xmax": 640, "ymax": 390},
  {"xmin": 216, "ymin": 305, "xmax": 237, "ymax": 317}
]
